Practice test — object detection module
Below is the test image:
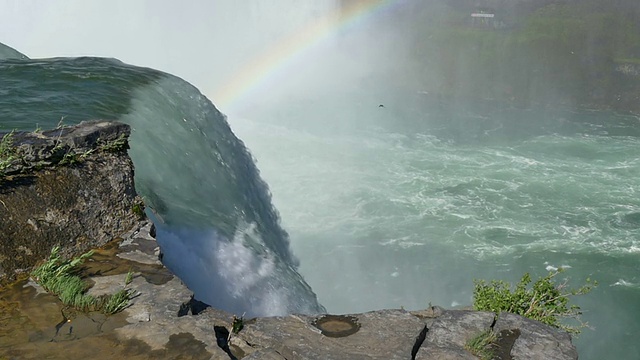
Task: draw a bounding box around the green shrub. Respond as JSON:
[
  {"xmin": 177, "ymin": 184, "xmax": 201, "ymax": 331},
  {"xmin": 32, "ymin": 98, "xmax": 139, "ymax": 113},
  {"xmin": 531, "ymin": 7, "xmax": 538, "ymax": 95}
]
[{"xmin": 473, "ymin": 269, "xmax": 597, "ymax": 334}]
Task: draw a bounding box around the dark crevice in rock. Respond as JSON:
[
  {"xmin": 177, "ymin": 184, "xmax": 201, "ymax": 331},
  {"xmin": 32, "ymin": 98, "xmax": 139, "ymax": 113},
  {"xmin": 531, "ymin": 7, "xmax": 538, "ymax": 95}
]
[
  {"xmin": 0, "ymin": 175, "xmax": 36, "ymax": 191},
  {"xmin": 149, "ymin": 223, "xmax": 156, "ymax": 238},
  {"xmin": 214, "ymin": 326, "xmax": 238, "ymax": 360},
  {"xmin": 411, "ymin": 325, "xmax": 429, "ymax": 360},
  {"xmin": 490, "ymin": 313, "xmax": 521, "ymax": 360},
  {"xmin": 490, "ymin": 313, "xmax": 498, "ymax": 329},
  {"xmin": 177, "ymin": 295, "xmax": 210, "ymax": 317},
  {"xmin": 273, "ymin": 348, "xmax": 290, "ymax": 360}
]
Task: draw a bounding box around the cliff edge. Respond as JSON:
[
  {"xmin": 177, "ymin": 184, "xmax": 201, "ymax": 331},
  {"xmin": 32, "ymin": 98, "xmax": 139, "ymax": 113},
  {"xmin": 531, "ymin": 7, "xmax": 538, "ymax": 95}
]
[{"xmin": 0, "ymin": 121, "xmax": 143, "ymax": 282}]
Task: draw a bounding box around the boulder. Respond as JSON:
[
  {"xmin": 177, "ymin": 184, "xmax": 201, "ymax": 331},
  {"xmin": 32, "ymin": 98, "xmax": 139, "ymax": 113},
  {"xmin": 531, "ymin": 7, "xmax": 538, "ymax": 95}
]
[{"xmin": 0, "ymin": 121, "xmax": 143, "ymax": 282}]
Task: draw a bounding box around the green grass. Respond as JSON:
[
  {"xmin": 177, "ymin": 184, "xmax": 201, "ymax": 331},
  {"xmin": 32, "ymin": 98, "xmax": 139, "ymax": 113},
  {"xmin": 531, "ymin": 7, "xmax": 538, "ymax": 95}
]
[
  {"xmin": 465, "ymin": 329, "xmax": 497, "ymax": 360},
  {"xmin": 99, "ymin": 133, "xmax": 128, "ymax": 153},
  {"xmin": 31, "ymin": 246, "xmax": 134, "ymax": 315},
  {"xmin": 58, "ymin": 132, "xmax": 129, "ymax": 166},
  {"xmin": 102, "ymin": 287, "xmax": 133, "ymax": 314}
]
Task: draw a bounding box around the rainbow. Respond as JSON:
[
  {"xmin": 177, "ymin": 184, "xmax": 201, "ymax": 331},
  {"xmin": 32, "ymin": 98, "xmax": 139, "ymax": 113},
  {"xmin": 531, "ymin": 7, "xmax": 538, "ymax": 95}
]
[{"xmin": 212, "ymin": 0, "xmax": 403, "ymax": 112}]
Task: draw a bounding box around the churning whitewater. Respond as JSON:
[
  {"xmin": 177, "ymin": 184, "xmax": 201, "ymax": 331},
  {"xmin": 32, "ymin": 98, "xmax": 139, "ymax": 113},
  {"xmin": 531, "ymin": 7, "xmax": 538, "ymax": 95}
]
[{"xmin": 0, "ymin": 44, "xmax": 325, "ymax": 316}]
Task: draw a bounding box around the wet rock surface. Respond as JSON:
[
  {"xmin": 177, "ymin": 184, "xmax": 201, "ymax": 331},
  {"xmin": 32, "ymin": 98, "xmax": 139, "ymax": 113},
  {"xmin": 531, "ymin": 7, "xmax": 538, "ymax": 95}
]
[
  {"xmin": 0, "ymin": 221, "xmax": 232, "ymax": 360},
  {"xmin": 0, "ymin": 207, "xmax": 579, "ymax": 360},
  {"xmin": 493, "ymin": 312, "xmax": 579, "ymax": 360}
]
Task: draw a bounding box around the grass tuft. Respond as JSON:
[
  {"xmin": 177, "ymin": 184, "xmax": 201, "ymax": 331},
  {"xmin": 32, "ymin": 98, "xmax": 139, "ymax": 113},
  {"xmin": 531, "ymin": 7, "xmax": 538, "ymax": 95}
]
[
  {"xmin": 465, "ymin": 329, "xmax": 497, "ymax": 360},
  {"xmin": 99, "ymin": 133, "xmax": 128, "ymax": 153},
  {"xmin": 102, "ymin": 288, "xmax": 134, "ymax": 314},
  {"xmin": 0, "ymin": 130, "xmax": 17, "ymax": 177},
  {"xmin": 32, "ymin": 246, "xmax": 134, "ymax": 314}
]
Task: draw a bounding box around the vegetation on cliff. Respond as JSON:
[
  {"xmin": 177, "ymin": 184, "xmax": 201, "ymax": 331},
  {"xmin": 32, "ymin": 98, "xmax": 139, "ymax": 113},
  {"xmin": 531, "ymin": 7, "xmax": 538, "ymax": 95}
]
[
  {"xmin": 473, "ymin": 269, "xmax": 597, "ymax": 334},
  {"xmin": 0, "ymin": 131, "xmax": 16, "ymax": 178},
  {"xmin": 1, "ymin": 122, "xmax": 131, "ymax": 178}
]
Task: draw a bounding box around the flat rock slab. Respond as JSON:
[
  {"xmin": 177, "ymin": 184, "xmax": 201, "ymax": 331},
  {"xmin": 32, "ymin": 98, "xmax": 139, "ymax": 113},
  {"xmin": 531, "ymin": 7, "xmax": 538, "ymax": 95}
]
[
  {"xmin": 416, "ymin": 310, "xmax": 495, "ymax": 360},
  {"xmin": 237, "ymin": 309, "xmax": 427, "ymax": 360},
  {"xmin": 243, "ymin": 348, "xmax": 288, "ymax": 360},
  {"xmin": 105, "ymin": 221, "xmax": 233, "ymax": 359},
  {"xmin": 0, "ymin": 120, "xmax": 141, "ymax": 283},
  {"xmin": 414, "ymin": 310, "xmax": 578, "ymax": 360}
]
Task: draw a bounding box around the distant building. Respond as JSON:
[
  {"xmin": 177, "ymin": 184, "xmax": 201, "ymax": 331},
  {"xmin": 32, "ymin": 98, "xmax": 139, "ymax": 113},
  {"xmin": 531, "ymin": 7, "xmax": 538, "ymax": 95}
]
[
  {"xmin": 470, "ymin": 7, "xmax": 506, "ymax": 29},
  {"xmin": 471, "ymin": 13, "xmax": 495, "ymax": 19}
]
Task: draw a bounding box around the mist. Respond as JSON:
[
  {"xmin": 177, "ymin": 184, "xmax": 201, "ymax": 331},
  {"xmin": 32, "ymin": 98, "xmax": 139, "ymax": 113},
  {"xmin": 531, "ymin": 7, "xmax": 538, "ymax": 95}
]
[
  {"xmin": 0, "ymin": 1, "xmax": 345, "ymax": 110},
  {"xmin": 2, "ymin": 0, "xmax": 639, "ymax": 118}
]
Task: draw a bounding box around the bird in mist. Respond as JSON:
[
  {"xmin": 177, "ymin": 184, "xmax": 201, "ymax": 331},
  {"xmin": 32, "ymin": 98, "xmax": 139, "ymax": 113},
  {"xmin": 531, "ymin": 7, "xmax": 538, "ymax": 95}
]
[{"xmin": 378, "ymin": 104, "xmax": 385, "ymax": 108}]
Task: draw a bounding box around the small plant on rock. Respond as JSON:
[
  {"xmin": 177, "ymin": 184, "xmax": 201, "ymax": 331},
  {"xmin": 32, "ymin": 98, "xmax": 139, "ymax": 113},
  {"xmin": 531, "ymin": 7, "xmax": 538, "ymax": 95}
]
[
  {"xmin": 132, "ymin": 202, "xmax": 146, "ymax": 220},
  {"xmin": 99, "ymin": 133, "xmax": 128, "ymax": 153},
  {"xmin": 473, "ymin": 269, "xmax": 597, "ymax": 334},
  {"xmin": 465, "ymin": 329, "xmax": 497, "ymax": 360},
  {"xmin": 232, "ymin": 314, "xmax": 245, "ymax": 334},
  {"xmin": 0, "ymin": 130, "xmax": 17, "ymax": 176}
]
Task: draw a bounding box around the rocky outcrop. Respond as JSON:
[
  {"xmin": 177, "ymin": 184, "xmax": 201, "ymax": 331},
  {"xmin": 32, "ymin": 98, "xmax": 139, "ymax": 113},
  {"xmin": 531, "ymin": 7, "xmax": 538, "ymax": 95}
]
[
  {"xmin": 0, "ymin": 121, "xmax": 143, "ymax": 282},
  {"xmin": 0, "ymin": 220, "xmax": 578, "ymax": 360},
  {"xmin": 0, "ymin": 121, "xmax": 578, "ymax": 359}
]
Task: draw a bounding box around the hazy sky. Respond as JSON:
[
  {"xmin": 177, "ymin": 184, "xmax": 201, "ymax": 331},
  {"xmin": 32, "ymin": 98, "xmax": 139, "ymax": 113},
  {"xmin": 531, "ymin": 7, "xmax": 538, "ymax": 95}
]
[{"xmin": 0, "ymin": 0, "xmax": 340, "ymax": 101}]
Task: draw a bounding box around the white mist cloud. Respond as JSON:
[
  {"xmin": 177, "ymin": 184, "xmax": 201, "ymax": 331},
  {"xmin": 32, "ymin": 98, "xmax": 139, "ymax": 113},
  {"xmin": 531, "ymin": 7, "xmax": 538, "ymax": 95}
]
[
  {"xmin": 1, "ymin": 1, "xmax": 231, "ymax": 87},
  {"xmin": 0, "ymin": 0, "xmax": 350, "ymax": 110}
]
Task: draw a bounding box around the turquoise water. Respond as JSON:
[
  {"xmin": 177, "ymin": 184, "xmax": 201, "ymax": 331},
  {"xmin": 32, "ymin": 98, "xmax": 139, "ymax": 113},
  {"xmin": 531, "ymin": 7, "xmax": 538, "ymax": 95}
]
[
  {"xmin": 2, "ymin": 43, "xmax": 640, "ymax": 359},
  {"xmin": 229, "ymin": 100, "xmax": 640, "ymax": 359}
]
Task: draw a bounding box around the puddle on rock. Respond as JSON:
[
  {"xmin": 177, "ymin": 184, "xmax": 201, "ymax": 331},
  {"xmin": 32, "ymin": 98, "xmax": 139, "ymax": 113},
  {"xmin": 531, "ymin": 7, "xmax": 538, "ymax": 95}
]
[
  {"xmin": 83, "ymin": 238, "xmax": 173, "ymax": 285},
  {"xmin": 312, "ymin": 315, "xmax": 361, "ymax": 338},
  {"xmin": 0, "ymin": 278, "xmax": 129, "ymax": 355},
  {"xmin": 0, "ymin": 238, "xmax": 203, "ymax": 359}
]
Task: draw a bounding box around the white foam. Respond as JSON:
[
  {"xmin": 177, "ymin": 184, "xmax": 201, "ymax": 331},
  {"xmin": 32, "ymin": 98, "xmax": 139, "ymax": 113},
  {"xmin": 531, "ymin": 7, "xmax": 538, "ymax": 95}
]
[{"xmin": 611, "ymin": 279, "xmax": 639, "ymax": 288}]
